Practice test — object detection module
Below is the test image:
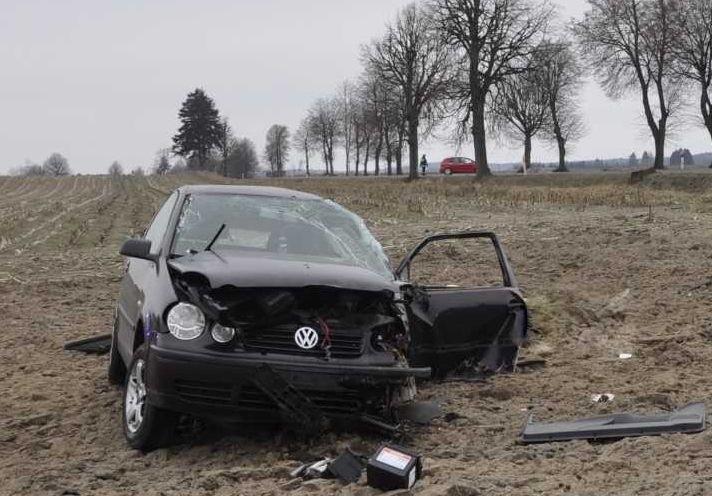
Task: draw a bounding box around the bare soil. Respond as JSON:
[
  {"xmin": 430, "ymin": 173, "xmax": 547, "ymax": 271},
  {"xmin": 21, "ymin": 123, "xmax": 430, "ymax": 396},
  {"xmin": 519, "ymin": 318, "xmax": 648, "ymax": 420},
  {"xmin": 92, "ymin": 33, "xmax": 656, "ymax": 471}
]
[{"xmin": 1, "ymin": 171, "xmax": 711, "ymax": 496}]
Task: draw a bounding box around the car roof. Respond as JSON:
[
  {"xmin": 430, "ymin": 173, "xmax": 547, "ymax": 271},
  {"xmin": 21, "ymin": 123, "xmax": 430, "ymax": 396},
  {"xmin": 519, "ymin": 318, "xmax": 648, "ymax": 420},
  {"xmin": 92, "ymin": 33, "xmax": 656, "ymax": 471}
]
[{"xmin": 176, "ymin": 184, "xmax": 323, "ymax": 200}]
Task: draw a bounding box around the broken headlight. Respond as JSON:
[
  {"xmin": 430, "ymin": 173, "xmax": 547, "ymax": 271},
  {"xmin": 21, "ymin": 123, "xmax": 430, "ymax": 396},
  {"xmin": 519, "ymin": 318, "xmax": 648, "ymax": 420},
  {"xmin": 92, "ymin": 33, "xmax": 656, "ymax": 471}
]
[
  {"xmin": 166, "ymin": 303, "xmax": 205, "ymax": 340},
  {"xmin": 211, "ymin": 323, "xmax": 236, "ymax": 343}
]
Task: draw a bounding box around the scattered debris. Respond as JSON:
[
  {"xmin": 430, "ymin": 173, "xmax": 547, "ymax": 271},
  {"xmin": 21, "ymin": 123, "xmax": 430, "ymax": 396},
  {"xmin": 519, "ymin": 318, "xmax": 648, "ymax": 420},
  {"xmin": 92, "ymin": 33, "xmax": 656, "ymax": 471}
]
[
  {"xmin": 443, "ymin": 412, "xmax": 465, "ymax": 423},
  {"xmin": 395, "ymin": 401, "xmax": 442, "ymax": 425},
  {"xmin": 63, "ymin": 334, "xmax": 112, "ymax": 354},
  {"xmin": 618, "ymin": 352, "xmax": 633, "ymax": 360},
  {"xmin": 367, "ymin": 444, "xmax": 422, "ymax": 491},
  {"xmin": 516, "ymin": 359, "xmax": 547, "ymax": 370},
  {"xmin": 591, "ymin": 394, "xmax": 615, "ymax": 403},
  {"xmin": 520, "ymin": 402, "xmax": 706, "ymax": 444},
  {"xmin": 327, "ymin": 449, "xmax": 365, "ymax": 484},
  {"xmin": 252, "ymin": 364, "xmax": 326, "ymax": 435}
]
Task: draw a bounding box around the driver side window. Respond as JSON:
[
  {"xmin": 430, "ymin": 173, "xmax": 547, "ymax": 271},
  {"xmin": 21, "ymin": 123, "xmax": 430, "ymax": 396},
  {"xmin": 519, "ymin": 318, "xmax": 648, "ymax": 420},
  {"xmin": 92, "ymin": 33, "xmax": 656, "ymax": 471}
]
[{"xmin": 144, "ymin": 192, "xmax": 178, "ymax": 255}]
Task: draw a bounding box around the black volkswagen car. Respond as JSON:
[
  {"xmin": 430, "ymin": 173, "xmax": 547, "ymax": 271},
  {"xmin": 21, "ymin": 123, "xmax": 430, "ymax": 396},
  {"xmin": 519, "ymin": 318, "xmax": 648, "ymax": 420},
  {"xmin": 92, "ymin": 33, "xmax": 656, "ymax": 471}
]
[{"xmin": 110, "ymin": 185, "xmax": 527, "ymax": 450}]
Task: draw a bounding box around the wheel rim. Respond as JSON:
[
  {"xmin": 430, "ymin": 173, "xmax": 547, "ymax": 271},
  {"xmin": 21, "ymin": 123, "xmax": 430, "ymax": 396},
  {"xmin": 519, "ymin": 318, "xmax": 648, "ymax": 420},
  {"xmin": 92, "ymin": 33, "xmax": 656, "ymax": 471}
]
[
  {"xmin": 125, "ymin": 358, "xmax": 146, "ymax": 433},
  {"xmin": 445, "ymin": 169, "xmax": 452, "ymax": 175}
]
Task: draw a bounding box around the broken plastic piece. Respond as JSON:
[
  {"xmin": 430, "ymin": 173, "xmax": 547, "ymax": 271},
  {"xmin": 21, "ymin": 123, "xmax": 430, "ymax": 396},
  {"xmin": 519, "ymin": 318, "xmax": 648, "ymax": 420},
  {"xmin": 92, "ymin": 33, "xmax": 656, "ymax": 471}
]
[
  {"xmin": 305, "ymin": 459, "xmax": 331, "ymax": 478},
  {"xmin": 395, "ymin": 401, "xmax": 442, "ymax": 425},
  {"xmin": 63, "ymin": 334, "xmax": 112, "ymax": 355},
  {"xmin": 367, "ymin": 444, "xmax": 422, "ymax": 491},
  {"xmin": 327, "ymin": 450, "xmax": 364, "ymax": 484},
  {"xmin": 591, "ymin": 393, "xmax": 615, "ymax": 403},
  {"xmin": 252, "ymin": 364, "xmax": 326, "ymax": 434},
  {"xmin": 520, "ymin": 402, "xmax": 706, "ymax": 443}
]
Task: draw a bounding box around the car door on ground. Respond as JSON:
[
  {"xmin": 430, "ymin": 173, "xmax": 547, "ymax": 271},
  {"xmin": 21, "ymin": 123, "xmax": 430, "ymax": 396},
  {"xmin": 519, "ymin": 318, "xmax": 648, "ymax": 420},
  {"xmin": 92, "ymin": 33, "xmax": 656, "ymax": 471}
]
[{"xmin": 397, "ymin": 233, "xmax": 528, "ymax": 376}]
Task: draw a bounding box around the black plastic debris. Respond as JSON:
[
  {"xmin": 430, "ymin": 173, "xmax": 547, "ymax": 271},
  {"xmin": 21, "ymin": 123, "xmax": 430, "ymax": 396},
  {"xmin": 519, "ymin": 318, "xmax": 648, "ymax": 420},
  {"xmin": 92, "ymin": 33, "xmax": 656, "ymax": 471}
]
[
  {"xmin": 253, "ymin": 364, "xmax": 326, "ymax": 435},
  {"xmin": 520, "ymin": 402, "xmax": 706, "ymax": 444},
  {"xmin": 516, "ymin": 359, "xmax": 547, "ymax": 370},
  {"xmin": 63, "ymin": 334, "xmax": 112, "ymax": 354},
  {"xmin": 328, "ymin": 449, "xmax": 365, "ymax": 484},
  {"xmin": 367, "ymin": 444, "xmax": 422, "ymax": 491},
  {"xmin": 396, "ymin": 401, "xmax": 442, "ymax": 425}
]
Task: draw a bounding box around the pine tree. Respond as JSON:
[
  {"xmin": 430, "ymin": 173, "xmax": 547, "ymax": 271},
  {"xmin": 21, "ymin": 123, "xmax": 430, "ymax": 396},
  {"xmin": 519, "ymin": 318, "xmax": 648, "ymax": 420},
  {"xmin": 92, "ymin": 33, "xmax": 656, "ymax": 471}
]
[{"xmin": 172, "ymin": 89, "xmax": 222, "ymax": 170}]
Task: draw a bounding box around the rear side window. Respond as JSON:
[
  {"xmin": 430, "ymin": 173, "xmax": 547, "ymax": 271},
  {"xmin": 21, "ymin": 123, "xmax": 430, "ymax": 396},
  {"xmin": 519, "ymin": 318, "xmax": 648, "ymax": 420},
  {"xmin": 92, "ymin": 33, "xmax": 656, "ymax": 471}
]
[{"xmin": 144, "ymin": 192, "xmax": 178, "ymax": 254}]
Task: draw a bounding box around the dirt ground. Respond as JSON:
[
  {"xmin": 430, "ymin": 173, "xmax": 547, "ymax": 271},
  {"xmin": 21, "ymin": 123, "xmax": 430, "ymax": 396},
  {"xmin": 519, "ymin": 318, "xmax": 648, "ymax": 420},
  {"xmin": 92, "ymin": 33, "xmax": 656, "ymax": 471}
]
[{"xmin": 1, "ymin": 171, "xmax": 711, "ymax": 496}]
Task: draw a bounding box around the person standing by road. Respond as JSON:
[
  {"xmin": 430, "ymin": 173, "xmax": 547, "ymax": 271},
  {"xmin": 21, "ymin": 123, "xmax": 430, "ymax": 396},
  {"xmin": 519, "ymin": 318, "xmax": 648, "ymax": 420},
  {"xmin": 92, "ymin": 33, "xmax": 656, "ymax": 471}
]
[{"xmin": 420, "ymin": 155, "xmax": 428, "ymax": 176}]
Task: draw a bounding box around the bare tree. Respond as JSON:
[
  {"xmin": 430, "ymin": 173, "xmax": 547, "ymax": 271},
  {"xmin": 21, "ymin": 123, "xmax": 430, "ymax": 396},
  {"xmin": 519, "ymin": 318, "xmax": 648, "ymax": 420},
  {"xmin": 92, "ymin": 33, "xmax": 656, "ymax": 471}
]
[
  {"xmin": 131, "ymin": 167, "xmax": 145, "ymax": 176},
  {"xmin": 153, "ymin": 148, "xmax": 172, "ymax": 175},
  {"xmin": 226, "ymin": 138, "xmax": 259, "ymax": 178},
  {"xmin": 264, "ymin": 124, "xmax": 290, "ymax": 176},
  {"xmin": 432, "ymin": 0, "xmax": 551, "ymax": 177},
  {"xmin": 351, "ymin": 98, "xmax": 373, "ymax": 176},
  {"xmin": 338, "ymin": 81, "xmax": 358, "ymax": 176},
  {"xmin": 42, "ymin": 153, "xmax": 71, "ymax": 176},
  {"xmin": 539, "ymin": 40, "xmax": 585, "ymax": 172},
  {"xmin": 364, "ymin": 3, "xmax": 452, "ymax": 179},
  {"xmin": 359, "ymin": 71, "xmax": 388, "ymax": 176},
  {"xmin": 11, "ymin": 160, "xmax": 45, "ymax": 176},
  {"xmin": 108, "ymin": 161, "xmax": 124, "ymax": 176},
  {"xmin": 307, "ymin": 98, "xmax": 341, "ymax": 175},
  {"xmin": 575, "ymin": 0, "xmax": 682, "ymax": 170},
  {"xmin": 293, "ymin": 118, "xmax": 315, "ymax": 176},
  {"xmin": 491, "ymin": 57, "xmax": 550, "ymax": 171},
  {"xmin": 216, "ymin": 117, "xmax": 236, "ymax": 176},
  {"xmin": 672, "ymin": 0, "xmax": 712, "ymax": 155}
]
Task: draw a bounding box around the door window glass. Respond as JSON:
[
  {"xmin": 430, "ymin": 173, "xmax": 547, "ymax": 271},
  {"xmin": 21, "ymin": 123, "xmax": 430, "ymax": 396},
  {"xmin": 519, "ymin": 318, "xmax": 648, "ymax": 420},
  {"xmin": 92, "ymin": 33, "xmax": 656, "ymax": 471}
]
[
  {"xmin": 406, "ymin": 237, "xmax": 505, "ymax": 288},
  {"xmin": 144, "ymin": 192, "xmax": 178, "ymax": 254}
]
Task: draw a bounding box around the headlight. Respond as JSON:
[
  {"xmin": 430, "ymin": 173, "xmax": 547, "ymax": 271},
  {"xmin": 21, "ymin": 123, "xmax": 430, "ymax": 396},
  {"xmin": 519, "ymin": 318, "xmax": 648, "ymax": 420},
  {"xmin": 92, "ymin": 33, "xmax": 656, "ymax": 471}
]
[
  {"xmin": 166, "ymin": 303, "xmax": 205, "ymax": 340},
  {"xmin": 211, "ymin": 323, "xmax": 236, "ymax": 343}
]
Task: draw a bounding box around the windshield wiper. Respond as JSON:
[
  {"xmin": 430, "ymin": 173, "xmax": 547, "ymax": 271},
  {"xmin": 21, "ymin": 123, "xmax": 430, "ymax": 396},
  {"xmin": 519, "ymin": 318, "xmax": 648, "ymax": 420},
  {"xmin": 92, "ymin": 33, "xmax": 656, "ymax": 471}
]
[{"xmin": 205, "ymin": 223, "xmax": 226, "ymax": 253}]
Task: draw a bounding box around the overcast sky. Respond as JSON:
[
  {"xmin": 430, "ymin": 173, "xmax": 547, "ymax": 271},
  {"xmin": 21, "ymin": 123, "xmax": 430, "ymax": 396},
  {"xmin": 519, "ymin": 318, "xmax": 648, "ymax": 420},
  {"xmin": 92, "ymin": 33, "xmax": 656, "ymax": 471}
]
[{"xmin": 1, "ymin": 0, "xmax": 710, "ymax": 174}]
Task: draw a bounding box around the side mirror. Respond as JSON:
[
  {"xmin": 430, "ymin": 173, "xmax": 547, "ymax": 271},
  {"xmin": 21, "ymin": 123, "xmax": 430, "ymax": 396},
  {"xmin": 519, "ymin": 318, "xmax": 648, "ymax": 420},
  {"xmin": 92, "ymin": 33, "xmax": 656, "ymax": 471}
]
[{"xmin": 120, "ymin": 238, "xmax": 156, "ymax": 262}]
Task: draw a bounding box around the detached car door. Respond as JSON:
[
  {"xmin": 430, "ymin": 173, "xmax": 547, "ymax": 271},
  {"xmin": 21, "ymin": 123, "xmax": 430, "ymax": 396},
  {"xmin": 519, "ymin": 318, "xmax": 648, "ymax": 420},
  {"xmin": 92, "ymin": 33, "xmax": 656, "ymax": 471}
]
[{"xmin": 396, "ymin": 232, "xmax": 528, "ymax": 376}]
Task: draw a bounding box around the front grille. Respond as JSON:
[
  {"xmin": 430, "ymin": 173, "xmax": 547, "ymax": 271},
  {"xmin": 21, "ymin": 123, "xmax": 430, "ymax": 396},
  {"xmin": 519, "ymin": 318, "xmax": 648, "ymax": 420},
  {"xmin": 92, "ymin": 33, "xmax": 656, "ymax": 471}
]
[
  {"xmin": 175, "ymin": 379, "xmax": 233, "ymax": 404},
  {"xmin": 175, "ymin": 380, "xmax": 365, "ymax": 414},
  {"xmin": 243, "ymin": 324, "xmax": 364, "ymax": 358},
  {"xmin": 237, "ymin": 384, "xmax": 364, "ymax": 414}
]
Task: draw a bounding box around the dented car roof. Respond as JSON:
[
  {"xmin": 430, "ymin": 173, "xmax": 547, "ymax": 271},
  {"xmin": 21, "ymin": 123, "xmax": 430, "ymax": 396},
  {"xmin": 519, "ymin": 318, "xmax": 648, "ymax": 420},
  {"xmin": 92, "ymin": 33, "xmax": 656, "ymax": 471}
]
[{"xmin": 176, "ymin": 184, "xmax": 323, "ymax": 200}]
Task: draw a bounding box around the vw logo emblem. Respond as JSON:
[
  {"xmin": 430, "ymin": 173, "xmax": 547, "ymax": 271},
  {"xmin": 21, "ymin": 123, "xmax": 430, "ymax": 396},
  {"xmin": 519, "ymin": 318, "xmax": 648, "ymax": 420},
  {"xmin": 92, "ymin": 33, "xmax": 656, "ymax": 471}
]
[{"xmin": 294, "ymin": 326, "xmax": 319, "ymax": 350}]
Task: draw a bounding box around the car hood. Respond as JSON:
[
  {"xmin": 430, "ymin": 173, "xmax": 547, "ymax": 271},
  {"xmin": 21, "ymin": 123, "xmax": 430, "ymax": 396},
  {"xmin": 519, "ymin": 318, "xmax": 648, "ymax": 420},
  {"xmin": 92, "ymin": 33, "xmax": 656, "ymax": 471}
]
[{"xmin": 167, "ymin": 250, "xmax": 398, "ymax": 293}]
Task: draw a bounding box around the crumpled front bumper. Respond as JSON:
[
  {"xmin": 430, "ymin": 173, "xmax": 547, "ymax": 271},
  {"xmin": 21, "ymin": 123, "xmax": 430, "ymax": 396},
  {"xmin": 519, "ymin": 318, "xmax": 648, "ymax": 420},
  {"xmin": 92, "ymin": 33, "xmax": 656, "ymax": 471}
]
[{"xmin": 145, "ymin": 344, "xmax": 431, "ymax": 421}]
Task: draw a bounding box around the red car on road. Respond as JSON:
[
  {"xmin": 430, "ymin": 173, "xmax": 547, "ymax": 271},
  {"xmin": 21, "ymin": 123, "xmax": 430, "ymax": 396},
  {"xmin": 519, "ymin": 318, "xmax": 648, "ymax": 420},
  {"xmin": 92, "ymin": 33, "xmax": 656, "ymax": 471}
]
[{"xmin": 440, "ymin": 157, "xmax": 477, "ymax": 175}]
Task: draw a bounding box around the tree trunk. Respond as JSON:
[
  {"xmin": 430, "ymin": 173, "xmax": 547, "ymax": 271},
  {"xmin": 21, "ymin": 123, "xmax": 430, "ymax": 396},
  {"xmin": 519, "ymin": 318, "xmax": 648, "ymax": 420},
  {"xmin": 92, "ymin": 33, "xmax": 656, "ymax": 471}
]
[
  {"xmin": 354, "ymin": 138, "xmax": 361, "ymax": 177},
  {"xmin": 523, "ymin": 135, "xmax": 532, "ymax": 173},
  {"xmin": 701, "ymin": 84, "xmax": 712, "ymax": 148},
  {"xmin": 653, "ymin": 123, "xmax": 666, "ymax": 170},
  {"xmin": 472, "ymin": 98, "xmax": 491, "ymax": 177},
  {"xmin": 555, "ymin": 136, "xmax": 568, "ymax": 172},
  {"xmin": 305, "ymin": 149, "xmax": 310, "ymax": 177},
  {"xmin": 408, "ymin": 115, "xmax": 419, "ymax": 180},
  {"xmin": 374, "ymin": 135, "xmax": 383, "ymax": 177},
  {"xmin": 396, "ymin": 121, "xmax": 406, "ymax": 175},
  {"xmin": 363, "ymin": 139, "xmax": 370, "ymax": 176}
]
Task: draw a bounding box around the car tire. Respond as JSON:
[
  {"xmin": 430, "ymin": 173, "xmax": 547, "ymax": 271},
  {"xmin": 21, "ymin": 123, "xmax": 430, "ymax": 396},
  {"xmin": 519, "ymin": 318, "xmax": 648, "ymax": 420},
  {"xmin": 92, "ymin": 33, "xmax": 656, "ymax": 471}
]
[
  {"xmin": 444, "ymin": 168, "xmax": 453, "ymax": 175},
  {"xmin": 122, "ymin": 344, "xmax": 177, "ymax": 451},
  {"xmin": 108, "ymin": 315, "xmax": 126, "ymax": 386}
]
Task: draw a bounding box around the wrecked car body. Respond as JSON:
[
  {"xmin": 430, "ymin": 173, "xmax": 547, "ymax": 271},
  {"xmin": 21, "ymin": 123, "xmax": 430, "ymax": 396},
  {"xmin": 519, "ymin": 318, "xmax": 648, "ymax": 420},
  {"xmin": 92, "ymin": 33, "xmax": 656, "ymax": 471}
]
[{"xmin": 110, "ymin": 185, "xmax": 528, "ymax": 450}]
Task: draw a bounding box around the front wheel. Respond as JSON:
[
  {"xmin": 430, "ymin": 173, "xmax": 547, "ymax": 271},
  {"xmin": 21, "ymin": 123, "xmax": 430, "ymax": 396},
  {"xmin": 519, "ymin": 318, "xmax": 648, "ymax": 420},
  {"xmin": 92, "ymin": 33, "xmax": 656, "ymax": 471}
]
[
  {"xmin": 444, "ymin": 168, "xmax": 453, "ymax": 175},
  {"xmin": 122, "ymin": 344, "xmax": 177, "ymax": 451}
]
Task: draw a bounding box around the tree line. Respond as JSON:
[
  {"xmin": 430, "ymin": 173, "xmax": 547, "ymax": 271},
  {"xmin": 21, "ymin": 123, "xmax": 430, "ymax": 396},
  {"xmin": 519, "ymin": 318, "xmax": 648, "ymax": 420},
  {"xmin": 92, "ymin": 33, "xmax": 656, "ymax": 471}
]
[
  {"xmin": 10, "ymin": 0, "xmax": 712, "ymax": 178},
  {"xmin": 296, "ymin": 0, "xmax": 712, "ymax": 178}
]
